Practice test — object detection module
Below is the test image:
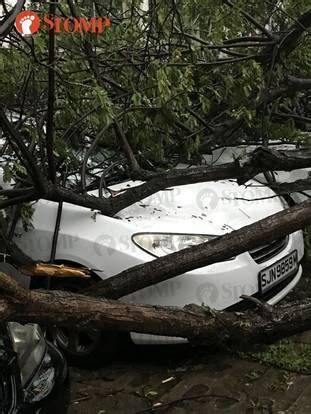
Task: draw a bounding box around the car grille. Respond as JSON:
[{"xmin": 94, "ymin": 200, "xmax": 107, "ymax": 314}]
[
  {"xmin": 226, "ymin": 271, "xmax": 298, "ymax": 312},
  {"xmin": 249, "ymin": 236, "xmax": 289, "ymax": 264}
]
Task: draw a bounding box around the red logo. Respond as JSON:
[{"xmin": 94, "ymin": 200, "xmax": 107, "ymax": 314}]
[
  {"xmin": 15, "ymin": 11, "xmax": 41, "ymax": 35},
  {"xmin": 14, "ymin": 10, "xmax": 110, "ymax": 35}
]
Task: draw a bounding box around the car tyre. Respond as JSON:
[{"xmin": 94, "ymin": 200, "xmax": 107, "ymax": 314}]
[{"xmin": 49, "ymin": 276, "xmax": 118, "ymax": 368}]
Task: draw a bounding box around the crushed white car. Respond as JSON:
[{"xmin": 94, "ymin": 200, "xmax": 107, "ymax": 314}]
[
  {"xmin": 0, "ymin": 138, "xmax": 307, "ymax": 363},
  {"xmin": 12, "ymin": 177, "xmax": 304, "ymax": 350}
]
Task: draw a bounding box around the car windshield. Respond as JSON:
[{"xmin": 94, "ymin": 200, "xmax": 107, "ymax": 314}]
[
  {"xmin": 68, "ymin": 144, "xmax": 128, "ymax": 191},
  {"xmin": 0, "ymin": 124, "xmax": 128, "ymax": 191}
]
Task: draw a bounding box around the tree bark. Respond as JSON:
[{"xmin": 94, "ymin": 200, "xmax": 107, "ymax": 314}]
[{"xmin": 0, "ymin": 275, "xmax": 311, "ymax": 349}]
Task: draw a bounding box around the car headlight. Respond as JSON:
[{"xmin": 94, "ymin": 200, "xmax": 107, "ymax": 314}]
[
  {"xmin": 132, "ymin": 233, "xmax": 216, "ymax": 257},
  {"xmin": 8, "ymin": 322, "xmax": 46, "ymax": 386}
]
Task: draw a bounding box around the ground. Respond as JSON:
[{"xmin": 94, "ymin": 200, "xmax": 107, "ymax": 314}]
[{"xmin": 67, "ymin": 261, "xmax": 311, "ymax": 414}]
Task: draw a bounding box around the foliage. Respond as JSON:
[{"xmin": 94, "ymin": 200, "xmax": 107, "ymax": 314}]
[
  {"xmin": 250, "ymin": 340, "xmax": 311, "ymax": 374},
  {"xmin": 1, "ymin": 0, "xmax": 311, "ymax": 177}
]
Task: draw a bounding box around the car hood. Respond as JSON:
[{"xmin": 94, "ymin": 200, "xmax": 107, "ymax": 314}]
[{"xmin": 101, "ymin": 179, "xmax": 286, "ymax": 235}]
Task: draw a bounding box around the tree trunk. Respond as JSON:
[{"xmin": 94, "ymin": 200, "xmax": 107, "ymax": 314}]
[{"xmin": 0, "ymin": 277, "xmax": 310, "ymax": 349}]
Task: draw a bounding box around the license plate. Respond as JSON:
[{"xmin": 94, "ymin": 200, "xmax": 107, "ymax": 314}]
[{"xmin": 258, "ymin": 250, "xmax": 298, "ymax": 294}]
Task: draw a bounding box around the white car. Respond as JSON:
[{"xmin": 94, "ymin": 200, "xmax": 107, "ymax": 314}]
[{"xmin": 11, "ymin": 175, "xmax": 304, "ymax": 364}]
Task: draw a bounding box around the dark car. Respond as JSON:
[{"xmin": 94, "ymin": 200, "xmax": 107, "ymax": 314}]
[
  {"xmin": 0, "ymin": 264, "xmax": 70, "ymax": 413},
  {"xmin": 0, "ymin": 322, "xmax": 70, "ymax": 414},
  {"xmin": 0, "ymin": 322, "xmax": 69, "ymax": 414}
]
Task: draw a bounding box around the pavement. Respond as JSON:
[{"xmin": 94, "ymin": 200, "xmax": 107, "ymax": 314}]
[
  {"xmin": 67, "ymin": 342, "xmax": 311, "ymax": 414},
  {"xmin": 67, "ymin": 262, "xmax": 311, "ymax": 414}
]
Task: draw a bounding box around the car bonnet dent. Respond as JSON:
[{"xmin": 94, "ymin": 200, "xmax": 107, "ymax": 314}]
[{"xmin": 108, "ymin": 179, "xmax": 286, "ymax": 235}]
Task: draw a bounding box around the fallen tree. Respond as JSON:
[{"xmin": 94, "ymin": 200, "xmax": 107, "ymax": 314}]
[
  {"xmin": 1, "ymin": 0, "xmax": 311, "ymax": 353},
  {"xmin": 0, "ymin": 270, "xmax": 310, "ymax": 349},
  {"xmin": 0, "ymin": 198, "xmax": 309, "ymax": 349}
]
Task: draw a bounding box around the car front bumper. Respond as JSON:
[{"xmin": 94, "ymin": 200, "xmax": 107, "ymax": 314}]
[
  {"xmin": 127, "ymin": 230, "xmax": 304, "ymax": 344},
  {"xmin": 21, "ymin": 342, "xmax": 70, "ymax": 413}
]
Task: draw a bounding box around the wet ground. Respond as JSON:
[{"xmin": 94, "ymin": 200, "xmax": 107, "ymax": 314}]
[{"xmin": 67, "ymin": 261, "xmax": 311, "ymax": 414}]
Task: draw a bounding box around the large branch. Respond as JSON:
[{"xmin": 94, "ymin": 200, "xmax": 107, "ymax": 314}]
[
  {"xmin": 45, "ymin": 147, "xmax": 311, "ymax": 216},
  {"xmin": 252, "ymin": 179, "xmax": 311, "ymax": 198},
  {"xmin": 2, "ymin": 108, "xmax": 311, "ymax": 219},
  {"xmin": 1, "ymin": 276, "xmax": 311, "ymax": 349},
  {"xmin": 85, "ymin": 198, "xmax": 311, "ymax": 299},
  {"xmin": 1, "ymin": 113, "xmax": 311, "ymax": 219},
  {"xmin": 255, "ymin": 9, "xmax": 311, "ymax": 69},
  {"xmin": 276, "ymin": 9, "xmax": 311, "ymax": 59},
  {"xmin": 257, "ymin": 76, "xmax": 311, "ymax": 108}
]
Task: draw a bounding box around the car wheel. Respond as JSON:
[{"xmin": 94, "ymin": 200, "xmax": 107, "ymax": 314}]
[{"xmin": 49, "ymin": 276, "xmax": 118, "ymax": 368}]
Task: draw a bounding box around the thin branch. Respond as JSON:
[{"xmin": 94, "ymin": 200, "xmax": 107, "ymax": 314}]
[
  {"xmin": 174, "ymin": 27, "xmax": 274, "ymax": 49},
  {"xmin": 0, "ymin": 191, "xmax": 40, "ymax": 209},
  {"xmin": 224, "ymin": 36, "xmax": 273, "ymax": 44},
  {"xmin": 114, "ymin": 120, "xmax": 140, "ymax": 172},
  {"xmin": 81, "ymin": 121, "xmax": 115, "ymax": 193},
  {"xmin": 223, "ymin": 0, "xmax": 274, "ymax": 40},
  {"xmin": 272, "ymin": 111, "xmax": 311, "ymax": 124},
  {"xmin": 137, "ymin": 393, "xmax": 239, "ymax": 413},
  {"xmin": 0, "ymin": 110, "xmax": 46, "ymax": 193},
  {"xmin": 167, "ymin": 54, "xmax": 260, "ymax": 67}
]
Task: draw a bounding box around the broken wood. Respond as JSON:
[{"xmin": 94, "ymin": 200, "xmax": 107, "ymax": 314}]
[{"xmin": 19, "ymin": 263, "xmax": 91, "ymax": 278}]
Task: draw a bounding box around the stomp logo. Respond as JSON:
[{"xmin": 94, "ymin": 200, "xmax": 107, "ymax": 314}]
[
  {"xmin": 15, "ymin": 10, "xmax": 110, "ymax": 35},
  {"xmin": 196, "ymin": 188, "xmax": 219, "ymax": 211},
  {"xmin": 15, "ymin": 10, "xmax": 40, "ymax": 35}
]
